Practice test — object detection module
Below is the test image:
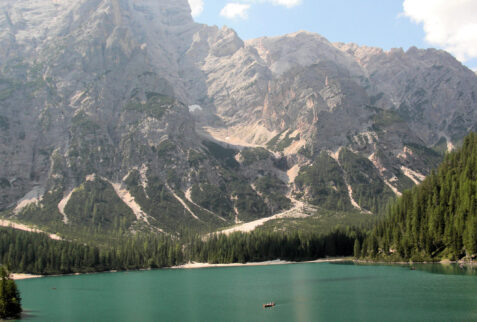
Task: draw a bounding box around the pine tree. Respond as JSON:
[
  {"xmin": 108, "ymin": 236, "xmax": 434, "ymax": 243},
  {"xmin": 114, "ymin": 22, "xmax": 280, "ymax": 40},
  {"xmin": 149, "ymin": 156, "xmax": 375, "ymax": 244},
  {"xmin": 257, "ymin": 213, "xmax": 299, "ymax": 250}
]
[
  {"xmin": 0, "ymin": 266, "xmax": 22, "ymax": 319},
  {"xmin": 361, "ymin": 132, "xmax": 477, "ymax": 261},
  {"xmin": 353, "ymin": 239, "xmax": 361, "ymax": 258}
]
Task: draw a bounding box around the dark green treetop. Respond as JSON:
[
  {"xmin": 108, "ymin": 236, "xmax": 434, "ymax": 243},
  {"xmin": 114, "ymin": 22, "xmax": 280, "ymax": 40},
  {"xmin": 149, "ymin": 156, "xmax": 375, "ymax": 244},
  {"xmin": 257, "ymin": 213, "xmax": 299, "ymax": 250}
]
[{"xmin": 0, "ymin": 265, "xmax": 22, "ymax": 319}]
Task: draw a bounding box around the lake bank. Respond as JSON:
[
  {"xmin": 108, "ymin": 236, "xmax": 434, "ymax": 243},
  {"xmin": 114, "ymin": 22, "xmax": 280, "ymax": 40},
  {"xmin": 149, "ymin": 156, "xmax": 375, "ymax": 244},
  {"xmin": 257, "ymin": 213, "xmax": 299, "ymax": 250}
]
[
  {"xmin": 10, "ymin": 257, "xmax": 352, "ymax": 279},
  {"xmin": 11, "ymin": 273, "xmax": 43, "ymax": 280},
  {"xmin": 172, "ymin": 257, "xmax": 352, "ymax": 269},
  {"xmin": 355, "ymin": 259, "xmax": 476, "ymax": 266},
  {"xmin": 12, "ymin": 257, "xmax": 475, "ymax": 279}
]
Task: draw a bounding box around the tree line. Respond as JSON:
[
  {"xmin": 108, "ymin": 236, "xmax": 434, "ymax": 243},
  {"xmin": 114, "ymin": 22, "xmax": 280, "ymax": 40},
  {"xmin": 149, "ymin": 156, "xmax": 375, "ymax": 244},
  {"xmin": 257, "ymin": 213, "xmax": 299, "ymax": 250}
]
[
  {"xmin": 357, "ymin": 132, "xmax": 477, "ymax": 261},
  {"xmin": 0, "ymin": 228, "xmax": 183, "ymax": 274},
  {"xmin": 0, "ymin": 226, "xmax": 361, "ymax": 275},
  {"xmin": 190, "ymin": 228, "xmax": 361, "ymax": 264},
  {"xmin": 3, "ymin": 132, "xmax": 475, "ymax": 275}
]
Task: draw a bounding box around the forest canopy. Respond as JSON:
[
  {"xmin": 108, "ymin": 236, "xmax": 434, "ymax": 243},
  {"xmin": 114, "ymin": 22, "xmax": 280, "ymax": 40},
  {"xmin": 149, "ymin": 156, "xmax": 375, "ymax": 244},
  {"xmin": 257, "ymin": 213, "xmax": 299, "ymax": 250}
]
[
  {"xmin": 358, "ymin": 133, "xmax": 477, "ymax": 261},
  {"xmin": 0, "ymin": 265, "xmax": 22, "ymax": 319}
]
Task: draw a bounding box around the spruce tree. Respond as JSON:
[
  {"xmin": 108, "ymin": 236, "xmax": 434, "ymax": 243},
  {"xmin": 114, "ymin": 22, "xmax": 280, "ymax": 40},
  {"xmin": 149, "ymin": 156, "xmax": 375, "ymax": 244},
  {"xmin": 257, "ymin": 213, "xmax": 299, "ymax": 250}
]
[
  {"xmin": 0, "ymin": 266, "xmax": 22, "ymax": 319},
  {"xmin": 353, "ymin": 239, "xmax": 361, "ymax": 258},
  {"xmin": 361, "ymin": 132, "xmax": 477, "ymax": 261}
]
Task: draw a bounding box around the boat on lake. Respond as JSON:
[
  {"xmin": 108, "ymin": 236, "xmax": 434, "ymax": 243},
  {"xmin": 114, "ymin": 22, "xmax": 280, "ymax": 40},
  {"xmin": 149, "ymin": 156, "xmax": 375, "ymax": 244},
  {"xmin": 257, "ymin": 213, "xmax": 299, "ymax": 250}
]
[{"xmin": 263, "ymin": 302, "xmax": 275, "ymax": 308}]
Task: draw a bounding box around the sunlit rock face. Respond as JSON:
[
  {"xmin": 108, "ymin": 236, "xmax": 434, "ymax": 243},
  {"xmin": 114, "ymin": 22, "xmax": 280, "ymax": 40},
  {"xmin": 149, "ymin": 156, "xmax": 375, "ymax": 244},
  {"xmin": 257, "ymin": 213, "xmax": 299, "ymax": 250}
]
[{"xmin": 0, "ymin": 0, "xmax": 476, "ymax": 232}]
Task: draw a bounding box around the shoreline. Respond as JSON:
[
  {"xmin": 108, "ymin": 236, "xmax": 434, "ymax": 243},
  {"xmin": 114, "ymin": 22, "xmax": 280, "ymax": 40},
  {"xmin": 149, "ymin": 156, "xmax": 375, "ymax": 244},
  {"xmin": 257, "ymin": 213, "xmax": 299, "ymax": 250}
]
[
  {"xmin": 12, "ymin": 257, "xmax": 473, "ymax": 280},
  {"xmin": 171, "ymin": 257, "xmax": 352, "ymax": 269},
  {"xmin": 11, "ymin": 258, "xmax": 351, "ymax": 280},
  {"xmin": 355, "ymin": 259, "xmax": 475, "ymax": 265},
  {"xmin": 11, "ymin": 273, "xmax": 43, "ymax": 280}
]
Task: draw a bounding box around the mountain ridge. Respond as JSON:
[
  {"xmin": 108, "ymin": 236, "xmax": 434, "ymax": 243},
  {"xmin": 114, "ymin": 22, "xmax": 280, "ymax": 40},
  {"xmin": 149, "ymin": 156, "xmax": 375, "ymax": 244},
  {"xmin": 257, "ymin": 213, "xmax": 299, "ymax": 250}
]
[{"xmin": 0, "ymin": 0, "xmax": 476, "ymax": 237}]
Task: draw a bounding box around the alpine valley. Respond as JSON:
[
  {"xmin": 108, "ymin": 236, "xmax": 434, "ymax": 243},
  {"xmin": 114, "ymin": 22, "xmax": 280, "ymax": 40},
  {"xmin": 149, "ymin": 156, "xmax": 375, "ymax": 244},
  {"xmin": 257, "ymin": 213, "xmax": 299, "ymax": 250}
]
[{"xmin": 1, "ymin": 0, "xmax": 476, "ymax": 242}]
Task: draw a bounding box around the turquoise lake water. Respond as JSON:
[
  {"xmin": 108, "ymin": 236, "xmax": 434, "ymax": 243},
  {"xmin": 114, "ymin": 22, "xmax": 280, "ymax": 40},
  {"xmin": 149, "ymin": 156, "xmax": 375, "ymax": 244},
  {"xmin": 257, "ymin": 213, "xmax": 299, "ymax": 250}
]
[{"xmin": 16, "ymin": 262, "xmax": 477, "ymax": 321}]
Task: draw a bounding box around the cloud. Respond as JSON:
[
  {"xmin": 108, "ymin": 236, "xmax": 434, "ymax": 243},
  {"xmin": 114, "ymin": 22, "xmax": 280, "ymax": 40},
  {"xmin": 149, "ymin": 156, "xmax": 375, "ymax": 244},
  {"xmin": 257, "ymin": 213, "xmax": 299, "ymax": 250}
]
[
  {"xmin": 219, "ymin": 0, "xmax": 302, "ymax": 20},
  {"xmin": 220, "ymin": 3, "xmax": 251, "ymax": 20},
  {"xmin": 403, "ymin": 0, "xmax": 477, "ymax": 62},
  {"xmin": 242, "ymin": 0, "xmax": 302, "ymax": 8},
  {"xmin": 188, "ymin": 0, "xmax": 204, "ymax": 17},
  {"xmin": 266, "ymin": 0, "xmax": 302, "ymax": 8}
]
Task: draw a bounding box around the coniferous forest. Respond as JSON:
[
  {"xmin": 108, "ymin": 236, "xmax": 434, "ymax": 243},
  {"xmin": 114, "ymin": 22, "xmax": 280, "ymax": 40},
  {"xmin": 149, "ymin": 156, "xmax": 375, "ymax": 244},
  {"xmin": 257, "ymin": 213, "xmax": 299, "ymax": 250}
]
[
  {"xmin": 358, "ymin": 133, "xmax": 477, "ymax": 261},
  {"xmin": 1, "ymin": 133, "xmax": 476, "ymax": 275},
  {"xmin": 0, "ymin": 226, "xmax": 361, "ymax": 275},
  {"xmin": 0, "ymin": 266, "xmax": 21, "ymax": 319}
]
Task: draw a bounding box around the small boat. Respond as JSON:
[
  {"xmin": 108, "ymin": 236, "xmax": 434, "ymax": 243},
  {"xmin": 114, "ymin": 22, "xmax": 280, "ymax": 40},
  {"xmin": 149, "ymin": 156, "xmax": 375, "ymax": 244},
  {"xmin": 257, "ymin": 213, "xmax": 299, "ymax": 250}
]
[{"xmin": 263, "ymin": 302, "xmax": 275, "ymax": 308}]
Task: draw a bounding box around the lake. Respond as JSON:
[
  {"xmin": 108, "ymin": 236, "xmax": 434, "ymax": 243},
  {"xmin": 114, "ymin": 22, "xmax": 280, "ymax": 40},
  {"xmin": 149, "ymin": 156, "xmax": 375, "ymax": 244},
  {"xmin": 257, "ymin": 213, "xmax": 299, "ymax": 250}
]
[{"xmin": 16, "ymin": 262, "xmax": 477, "ymax": 321}]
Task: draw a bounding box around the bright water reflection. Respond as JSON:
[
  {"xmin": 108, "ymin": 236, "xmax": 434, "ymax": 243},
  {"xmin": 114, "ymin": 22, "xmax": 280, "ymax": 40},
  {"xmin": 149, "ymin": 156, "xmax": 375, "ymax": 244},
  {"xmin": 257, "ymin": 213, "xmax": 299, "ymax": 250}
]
[{"xmin": 16, "ymin": 262, "xmax": 477, "ymax": 322}]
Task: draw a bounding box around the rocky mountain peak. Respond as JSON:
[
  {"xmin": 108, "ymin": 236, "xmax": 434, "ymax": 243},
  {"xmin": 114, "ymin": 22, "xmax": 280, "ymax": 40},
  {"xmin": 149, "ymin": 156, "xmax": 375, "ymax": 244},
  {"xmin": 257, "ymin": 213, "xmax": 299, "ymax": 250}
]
[
  {"xmin": 1, "ymin": 1, "xmax": 476, "ymax": 237},
  {"xmin": 209, "ymin": 26, "xmax": 244, "ymax": 57},
  {"xmin": 246, "ymin": 31, "xmax": 363, "ymax": 76},
  {"xmin": 333, "ymin": 42, "xmax": 383, "ymax": 66}
]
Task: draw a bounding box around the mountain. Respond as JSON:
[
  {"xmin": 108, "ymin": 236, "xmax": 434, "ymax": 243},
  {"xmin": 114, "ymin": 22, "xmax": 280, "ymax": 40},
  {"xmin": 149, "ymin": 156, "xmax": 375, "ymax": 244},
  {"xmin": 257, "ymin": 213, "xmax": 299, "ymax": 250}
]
[
  {"xmin": 0, "ymin": 0, "xmax": 476, "ymax": 237},
  {"xmin": 359, "ymin": 132, "xmax": 477, "ymax": 261}
]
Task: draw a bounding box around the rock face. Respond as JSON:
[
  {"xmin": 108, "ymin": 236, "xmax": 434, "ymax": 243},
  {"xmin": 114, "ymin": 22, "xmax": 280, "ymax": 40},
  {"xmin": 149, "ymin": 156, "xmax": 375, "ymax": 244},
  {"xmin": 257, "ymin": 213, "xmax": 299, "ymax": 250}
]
[{"xmin": 0, "ymin": 0, "xmax": 476, "ymax": 235}]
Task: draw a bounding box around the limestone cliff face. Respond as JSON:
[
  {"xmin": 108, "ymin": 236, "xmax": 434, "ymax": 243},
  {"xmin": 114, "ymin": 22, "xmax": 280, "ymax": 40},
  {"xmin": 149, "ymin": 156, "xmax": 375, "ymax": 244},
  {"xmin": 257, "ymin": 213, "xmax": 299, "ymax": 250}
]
[
  {"xmin": 191, "ymin": 30, "xmax": 476, "ymax": 153},
  {"xmin": 0, "ymin": 0, "xmax": 288, "ymax": 233},
  {"xmin": 187, "ymin": 30, "xmax": 477, "ymax": 209},
  {"xmin": 0, "ymin": 0, "xmax": 476, "ymax": 234},
  {"xmin": 335, "ymin": 43, "xmax": 477, "ymax": 144},
  {"xmin": 0, "ymin": 0, "xmax": 196, "ymax": 199}
]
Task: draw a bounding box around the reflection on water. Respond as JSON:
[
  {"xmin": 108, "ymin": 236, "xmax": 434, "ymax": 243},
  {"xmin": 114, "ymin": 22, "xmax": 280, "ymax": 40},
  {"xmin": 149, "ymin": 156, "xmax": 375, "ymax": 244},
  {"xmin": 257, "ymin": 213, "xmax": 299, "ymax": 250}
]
[
  {"xmin": 308, "ymin": 275, "xmax": 379, "ymax": 283},
  {"xmin": 20, "ymin": 310, "xmax": 39, "ymax": 320},
  {"xmin": 17, "ymin": 262, "xmax": 477, "ymax": 322},
  {"xmin": 413, "ymin": 263, "xmax": 477, "ymax": 276},
  {"xmin": 331, "ymin": 261, "xmax": 477, "ymax": 276}
]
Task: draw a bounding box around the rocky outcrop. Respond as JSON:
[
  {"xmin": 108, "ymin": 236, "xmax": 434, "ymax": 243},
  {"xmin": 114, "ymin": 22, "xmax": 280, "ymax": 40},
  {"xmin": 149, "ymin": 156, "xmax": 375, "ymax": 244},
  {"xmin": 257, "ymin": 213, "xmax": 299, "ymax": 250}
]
[
  {"xmin": 0, "ymin": 0, "xmax": 476, "ymax": 235},
  {"xmin": 335, "ymin": 43, "xmax": 477, "ymax": 144}
]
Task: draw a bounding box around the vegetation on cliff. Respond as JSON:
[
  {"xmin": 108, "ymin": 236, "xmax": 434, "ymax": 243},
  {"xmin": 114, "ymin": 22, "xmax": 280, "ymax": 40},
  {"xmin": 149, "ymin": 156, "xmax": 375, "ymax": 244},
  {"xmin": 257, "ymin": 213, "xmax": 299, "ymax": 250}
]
[{"xmin": 357, "ymin": 133, "xmax": 477, "ymax": 261}]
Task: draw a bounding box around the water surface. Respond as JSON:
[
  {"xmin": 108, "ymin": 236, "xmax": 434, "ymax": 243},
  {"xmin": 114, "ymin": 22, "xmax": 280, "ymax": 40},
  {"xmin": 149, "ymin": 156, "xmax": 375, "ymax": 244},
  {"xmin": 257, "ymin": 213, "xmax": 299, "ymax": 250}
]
[{"xmin": 17, "ymin": 262, "xmax": 477, "ymax": 321}]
